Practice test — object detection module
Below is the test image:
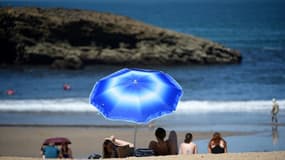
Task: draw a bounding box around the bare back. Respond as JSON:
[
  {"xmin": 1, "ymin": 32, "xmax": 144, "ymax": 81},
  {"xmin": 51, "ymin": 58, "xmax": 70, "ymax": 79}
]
[
  {"xmin": 149, "ymin": 140, "xmax": 169, "ymax": 155},
  {"xmin": 179, "ymin": 142, "xmax": 197, "ymax": 155}
]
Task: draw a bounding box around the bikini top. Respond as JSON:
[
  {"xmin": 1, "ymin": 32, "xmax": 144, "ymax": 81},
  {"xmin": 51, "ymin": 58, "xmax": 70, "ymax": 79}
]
[{"xmin": 211, "ymin": 145, "xmax": 225, "ymax": 154}]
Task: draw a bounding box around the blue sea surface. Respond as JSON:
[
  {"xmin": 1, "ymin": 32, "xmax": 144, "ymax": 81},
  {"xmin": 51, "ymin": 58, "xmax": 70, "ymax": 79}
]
[
  {"xmin": 1, "ymin": 0, "xmax": 285, "ymax": 154},
  {"xmin": 1, "ymin": 0, "xmax": 285, "ymax": 101}
]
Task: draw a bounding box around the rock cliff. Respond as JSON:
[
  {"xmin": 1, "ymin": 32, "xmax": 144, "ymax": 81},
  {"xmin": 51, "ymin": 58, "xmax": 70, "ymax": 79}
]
[{"xmin": 0, "ymin": 7, "xmax": 241, "ymax": 69}]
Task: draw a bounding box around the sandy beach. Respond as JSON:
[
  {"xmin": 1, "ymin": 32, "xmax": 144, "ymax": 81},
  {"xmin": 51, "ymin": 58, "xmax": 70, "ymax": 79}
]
[
  {"xmin": 0, "ymin": 125, "xmax": 255, "ymax": 158},
  {"xmin": 1, "ymin": 152, "xmax": 285, "ymax": 160},
  {"xmin": 1, "ymin": 126, "xmax": 284, "ymax": 160}
]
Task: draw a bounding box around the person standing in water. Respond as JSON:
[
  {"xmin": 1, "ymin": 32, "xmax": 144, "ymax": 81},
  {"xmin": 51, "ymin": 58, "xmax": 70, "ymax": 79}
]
[{"xmin": 271, "ymin": 98, "xmax": 279, "ymax": 123}]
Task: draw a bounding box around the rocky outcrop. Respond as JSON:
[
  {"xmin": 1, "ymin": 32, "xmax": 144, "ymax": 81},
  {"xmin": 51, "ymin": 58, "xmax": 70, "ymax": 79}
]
[{"xmin": 0, "ymin": 7, "xmax": 241, "ymax": 69}]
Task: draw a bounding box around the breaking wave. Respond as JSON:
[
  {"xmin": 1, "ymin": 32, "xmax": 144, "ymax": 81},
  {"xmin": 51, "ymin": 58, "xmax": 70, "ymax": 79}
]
[{"xmin": 0, "ymin": 98, "xmax": 284, "ymax": 113}]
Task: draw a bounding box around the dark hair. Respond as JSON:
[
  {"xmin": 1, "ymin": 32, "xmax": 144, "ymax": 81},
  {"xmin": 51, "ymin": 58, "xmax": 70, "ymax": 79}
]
[
  {"xmin": 212, "ymin": 132, "xmax": 221, "ymax": 145},
  {"xmin": 184, "ymin": 133, "xmax": 193, "ymax": 143},
  {"xmin": 155, "ymin": 128, "xmax": 166, "ymax": 140}
]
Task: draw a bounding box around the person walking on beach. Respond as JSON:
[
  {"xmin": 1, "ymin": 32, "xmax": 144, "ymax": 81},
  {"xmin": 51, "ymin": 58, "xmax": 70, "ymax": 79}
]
[
  {"xmin": 179, "ymin": 133, "xmax": 198, "ymax": 155},
  {"xmin": 208, "ymin": 132, "xmax": 227, "ymax": 154},
  {"xmin": 271, "ymin": 98, "xmax": 279, "ymax": 123}
]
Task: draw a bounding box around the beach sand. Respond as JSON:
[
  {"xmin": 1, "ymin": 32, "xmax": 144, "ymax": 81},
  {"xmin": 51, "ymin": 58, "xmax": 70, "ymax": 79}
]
[
  {"xmin": 1, "ymin": 152, "xmax": 285, "ymax": 160},
  {"xmin": 0, "ymin": 125, "xmax": 255, "ymax": 158},
  {"xmin": 1, "ymin": 126, "xmax": 284, "ymax": 160}
]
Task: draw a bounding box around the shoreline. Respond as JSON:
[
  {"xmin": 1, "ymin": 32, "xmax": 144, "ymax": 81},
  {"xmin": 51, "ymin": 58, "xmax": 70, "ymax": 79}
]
[
  {"xmin": 0, "ymin": 126, "xmax": 254, "ymax": 158},
  {"xmin": 1, "ymin": 151, "xmax": 285, "ymax": 160}
]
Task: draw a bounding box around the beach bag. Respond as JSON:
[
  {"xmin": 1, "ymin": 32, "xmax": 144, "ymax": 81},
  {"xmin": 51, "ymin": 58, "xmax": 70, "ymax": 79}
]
[
  {"xmin": 134, "ymin": 148, "xmax": 154, "ymax": 157},
  {"xmin": 87, "ymin": 153, "xmax": 101, "ymax": 159}
]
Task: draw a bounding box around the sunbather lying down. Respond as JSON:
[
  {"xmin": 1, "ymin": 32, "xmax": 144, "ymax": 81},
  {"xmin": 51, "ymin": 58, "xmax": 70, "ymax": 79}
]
[{"xmin": 103, "ymin": 135, "xmax": 134, "ymax": 158}]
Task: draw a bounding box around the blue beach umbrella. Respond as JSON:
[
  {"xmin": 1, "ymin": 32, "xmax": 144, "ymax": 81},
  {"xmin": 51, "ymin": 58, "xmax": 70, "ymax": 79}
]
[
  {"xmin": 90, "ymin": 68, "xmax": 183, "ymax": 124},
  {"xmin": 89, "ymin": 68, "xmax": 183, "ymax": 148}
]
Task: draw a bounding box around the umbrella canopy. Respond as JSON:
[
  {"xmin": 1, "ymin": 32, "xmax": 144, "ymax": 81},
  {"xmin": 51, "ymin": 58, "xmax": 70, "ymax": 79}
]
[
  {"xmin": 43, "ymin": 137, "xmax": 71, "ymax": 145},
  {"xmin": 89, "ymin": 68, "xmax": 183, "ymax": 124}
]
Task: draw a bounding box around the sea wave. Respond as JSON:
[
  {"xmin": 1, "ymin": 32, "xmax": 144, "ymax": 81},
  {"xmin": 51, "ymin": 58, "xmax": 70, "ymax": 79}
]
[
  {"xmin": 0, "ymin": 98, "xmax": 284, "ymax": 113},
  {"xmin": 177, "ymin": 100, "xmax": 285, "ymax": 113}
]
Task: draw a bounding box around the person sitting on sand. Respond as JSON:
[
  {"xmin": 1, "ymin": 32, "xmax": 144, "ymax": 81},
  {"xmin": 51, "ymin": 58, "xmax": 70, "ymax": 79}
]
[
  {"xmin": 179, "ymin": 132, "xmax": 198, "ymax": 155},
  {"xmin": 60, "ymin": 142, "xmax": 73, "ymax": 159},
  {"xmin": 41, "ymin": 142, "xmax": 60, "ymax": 159},
  {"xmin": 208, "ymin": 132, "xmax": 227, "ymax": 154},
  {"xmin": 168, "ymin": 130, "xmax": 178, "ymax": 155},
  {"xmin": 148, "ymin": 127, "xmax": 178, "ymax": 156},
  {"xmin": 103, "ymin": 135, "xmax": 134, "ymax": 158}
]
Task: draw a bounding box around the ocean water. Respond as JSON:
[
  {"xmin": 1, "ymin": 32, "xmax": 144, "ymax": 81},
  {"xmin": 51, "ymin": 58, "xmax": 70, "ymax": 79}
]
[{"xmin": 1, "ymin": 0, "xmax": 285, "ymax": 153}]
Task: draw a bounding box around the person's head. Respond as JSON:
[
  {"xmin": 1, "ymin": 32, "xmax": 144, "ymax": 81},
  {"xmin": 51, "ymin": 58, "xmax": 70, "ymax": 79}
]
[
  {"xmin": 184, "ymin": 133, "xmax": 193, "ymax": 143},
  {"xmin": 212, "ymin": 132, "xmax": 221, "ymax": 139},
  {"xmin": 211, "ymin": 132, "xmax": 222, "ymax": 145},
  {"xmin": 48, "ymin": 142, "xmax": 55, "ymax": 146},
  {"xmin": 272, "ymin": 98, "xmax": 277, "ymax": 103},
  {"xmin": 103, "ymin": 140, "xmax": 115, "ymax": 158},
  {"xmin": 155, "ymin": 127, "xmax": 166, "ymax": 140}
]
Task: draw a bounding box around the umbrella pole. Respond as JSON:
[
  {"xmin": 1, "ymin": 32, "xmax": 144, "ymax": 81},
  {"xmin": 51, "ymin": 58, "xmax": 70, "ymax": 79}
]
[{"xmin": 133, "ymin": 124, "xmax": 138, "ymax": 150}]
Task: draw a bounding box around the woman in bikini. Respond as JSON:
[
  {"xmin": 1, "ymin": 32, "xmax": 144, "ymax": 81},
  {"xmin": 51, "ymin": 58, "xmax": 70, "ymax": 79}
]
[{"xmin": 208, "ymin": 132, "xmax": 227, "ymax": 154}]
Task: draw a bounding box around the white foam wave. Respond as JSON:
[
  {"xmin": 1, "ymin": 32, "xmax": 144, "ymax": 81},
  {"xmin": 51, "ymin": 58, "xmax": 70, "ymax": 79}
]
[
  {"xmin": 176, "ymin": 100, "xmax": 285, "ymax": 113},
  {"xmin": 0, "ymin": 99, "xmax": 284, "ymax": 113},
  {"xmin": 0, "ymin": 98, "xmax": 96, "ymax": 112}
]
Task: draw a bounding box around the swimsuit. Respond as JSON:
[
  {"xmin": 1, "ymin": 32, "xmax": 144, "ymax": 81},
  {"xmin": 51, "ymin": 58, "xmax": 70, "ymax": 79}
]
[{"xmin": 211, "ymin": 145, "xmax": 225, "ymax": 154}]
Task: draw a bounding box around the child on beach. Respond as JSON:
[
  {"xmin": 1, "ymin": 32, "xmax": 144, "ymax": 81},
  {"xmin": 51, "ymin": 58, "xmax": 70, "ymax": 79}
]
[{"xmin": 179, "ymin": 133, "xmax": 198, "ymax": 155}]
